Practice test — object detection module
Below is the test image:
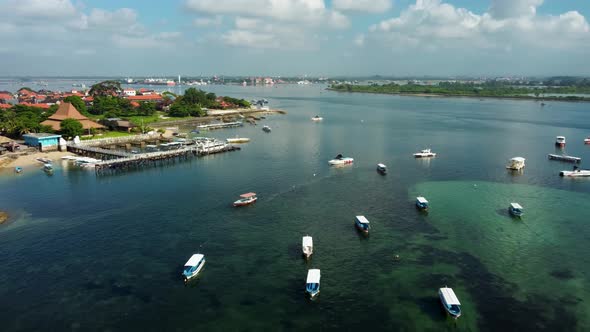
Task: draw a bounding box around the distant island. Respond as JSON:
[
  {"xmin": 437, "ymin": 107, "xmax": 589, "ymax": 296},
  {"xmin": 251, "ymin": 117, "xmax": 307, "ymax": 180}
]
[{"xmin": 328, "ymin": 79, "xmax": 590, "ymax": 102}]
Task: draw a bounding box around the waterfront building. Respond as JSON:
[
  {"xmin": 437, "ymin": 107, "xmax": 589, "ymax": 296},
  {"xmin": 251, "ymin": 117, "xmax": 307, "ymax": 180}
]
[
  {"xmin": 22, "ymin": 133, "xmax": 63, "ymax": 151},
  {"xmin": 41, "ymin": 102, "xmax": 104, "ymax": 131}
]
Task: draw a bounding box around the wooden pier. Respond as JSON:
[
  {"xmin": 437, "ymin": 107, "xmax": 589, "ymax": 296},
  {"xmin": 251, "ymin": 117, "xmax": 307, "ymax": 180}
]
[
  {"xmin": 67, "ymin": 144, "xmax": 131, "ymax": 159},
  {"xmin": 94, "ymin": 145, "xmax": 240, "ymax": 175},
  {"xmin": 196, "ymin": 121, "xmax": 243, "ymax": 130}
]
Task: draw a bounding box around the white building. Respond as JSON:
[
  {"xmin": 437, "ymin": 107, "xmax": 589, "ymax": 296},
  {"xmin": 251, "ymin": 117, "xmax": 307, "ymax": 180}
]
[{"xmin": 123, "ymin": 89, "xmax": 136, "ymax": 97}]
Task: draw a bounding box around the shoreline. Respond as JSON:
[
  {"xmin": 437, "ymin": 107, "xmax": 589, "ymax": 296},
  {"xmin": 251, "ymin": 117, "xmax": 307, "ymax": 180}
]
[
  {"xmin": 0, "ymin": 151, "xmax": 73, "ymax": 171},
  {"xmin": 325, "ymin": 88, "xmax": 590, "ymax": 103},
  {"xmin": 151, "ymin": 108, "xmax": 286, "ymax": 128}
]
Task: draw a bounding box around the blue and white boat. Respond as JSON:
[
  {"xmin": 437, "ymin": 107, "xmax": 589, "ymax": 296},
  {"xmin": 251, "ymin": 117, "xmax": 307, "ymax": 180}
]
[
  {"xmin": 509, "ymin": 203, "xmax": 524, "ymax": 217},
  {"xmin": 416, "ymin": 196, "xmax": 429, "ymax": 210},
  {"xmin": 355, "ymin": 215, "xmax": 370, "ymax": 233},
  {"xmin": 182, "ymin": 254, "xmax": 205, "ymax": 283},
  {"xmin": 14, "ymin": 166, "xmax": 22, "ymax": 173},
  {"xmin": 43, "ymin": 163, "xmax": 53, "ymax": 174},
  {"xmin": 439, "ymin": 287, "xmax": 461, "ymax": 319},
  {"xmin": 306, "ymin": 269, "xmax": 321, "ymax": 298}
]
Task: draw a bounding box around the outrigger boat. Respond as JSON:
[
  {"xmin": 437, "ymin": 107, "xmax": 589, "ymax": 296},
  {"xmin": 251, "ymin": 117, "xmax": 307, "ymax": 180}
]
[
  {"xmin": 306, "ymin": 269, "xmax": 321, "ymax": 299},
  {"xmin": 509, "ymin": 203, "xmax": 524, "ymax": 217},
  {"xmin": 377, "ymin": 163, "xmax": 387, "ymax": 174},
  {"xmin": 311, "ymin": 115, "xmax": 323, "ymax": 121},
  {"xmin": 233, "ymin": 192, "xmax": 258, "ymax": 206},
  {"xmin": 416, "ymin": 196, "xmax": 429, "ymax": 210},
  {"xmin": 182, "ymin": 254, "xmax": 205, "ymax": 283},
  {"xmin": 555, "ymin": 136, "xmax": 566, "ymax": 148},
  {"xmin": 355, "ymin": 215, "xmax": 370, "ymax": 233},
  {"xmin": 413, "ymin": 149, "xmax": 436, "ymax": 158},
  {"xmin": 506, "ymin": 157, "xmax": 525, "ymax": 170},
  {"xmin": 329, "ymin": 154, "xmax": 354, "ymax": 166},
  {"xmin": 548, "ymin": 154, "xmax": 581, "ymax": 163},
  {"xmin": 302, "ymin": 236, "xmax": 313, "ymax": 258},
  {"xmin": 439, "ymin": 287, "xmax": 461, "ymax": 319}
]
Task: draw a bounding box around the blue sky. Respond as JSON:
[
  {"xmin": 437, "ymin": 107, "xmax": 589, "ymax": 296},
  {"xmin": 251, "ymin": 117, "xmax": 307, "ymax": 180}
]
[{"xmin": 0, "ymin": 0, "xmax": 589, "ymax": 76}]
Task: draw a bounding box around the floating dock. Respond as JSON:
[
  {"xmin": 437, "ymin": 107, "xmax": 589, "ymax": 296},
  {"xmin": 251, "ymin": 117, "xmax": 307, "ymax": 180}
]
[
  {"xmin": 196, "ymin": 122, "xmax": 243, "ymax": 130},
  {"xmin": 548, "ymin": 154, "xmax": 581, "ymax": 163}
]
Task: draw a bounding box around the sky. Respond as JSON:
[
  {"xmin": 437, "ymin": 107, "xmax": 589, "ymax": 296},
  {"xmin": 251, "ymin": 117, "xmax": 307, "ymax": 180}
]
[{"xmin": 0, "ymin": 0, "xmax": 589, "ymax": 77}]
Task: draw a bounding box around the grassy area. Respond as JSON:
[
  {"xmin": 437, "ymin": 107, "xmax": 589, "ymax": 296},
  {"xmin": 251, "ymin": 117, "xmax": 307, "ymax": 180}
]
[{"xmin": 80, "ymin": 131, "xmax": 135, "ymax": 141}]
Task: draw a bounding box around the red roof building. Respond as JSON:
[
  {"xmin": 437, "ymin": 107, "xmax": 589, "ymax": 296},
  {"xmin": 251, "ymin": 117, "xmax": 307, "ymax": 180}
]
[
  {"xmin": 18, "ymin": 103, "xmax": 52, "ymax": 109},
  {"xmin": 41, "ymin": 102, "xmax": 104, "ymax": 131},
  {"xmin": 127, "ymin": 95, "xmax": 163, "ymax": 101}
]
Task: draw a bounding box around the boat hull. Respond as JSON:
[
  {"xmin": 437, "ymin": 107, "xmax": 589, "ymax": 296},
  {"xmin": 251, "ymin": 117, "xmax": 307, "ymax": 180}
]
[
  {"xmin": 183, "ymin": 259, "xmax": 205, "ymax": 282},
  {"xmin": 509, "ymin": 207, "xmax": 523, "ymax": 217},
  {"xmin": 233, "ymin": 197, "xmax": 257, "ymax": 206},
  {"xmin": 329, "ymin": 158, "xmax": 354, "ymax": 166},
  {"xmin": 413, "ymin": 153, "xmax": 436, "ymax": 158},
  {"xmin": 355, "ymin": 222, "xmax": 369, "ymax": 233},
  {"xmin": 439, "ymin": 290, "xmax": 461, "ymax": 319},
  {"xmin": 560, "ymin": 170, "xmax": 590, "ymax": 177}
]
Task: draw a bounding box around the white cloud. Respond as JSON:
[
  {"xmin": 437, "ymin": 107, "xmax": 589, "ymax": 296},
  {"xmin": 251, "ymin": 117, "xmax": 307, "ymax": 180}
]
[
  {"xmin": 3, "ymin": 0, "xmax": 77, "ymax": 19},
  {"xmin": 489, "ymin": 0, "xmax": 543, "ymax": 19},
  {"xmin": 333, "ymin": 0, "xmax": 391, "ymax": 13},
  {"xmin": 221, "ymin": 30, "xmax": 279, "ymax": 48},
  {"xmin": 235, "ymin": 17, "xmax": 260, "ymax": 30},
  {"xmin": 185, "ymin": 0, "xmax": 349, "ymax": 28},
  {"xmin": 193, "ymin": 15, "xmax": 223, "ymax": 27},
  {"xmin": 354, "ymin": 33, "xmax": 365, "ymax": 46}
]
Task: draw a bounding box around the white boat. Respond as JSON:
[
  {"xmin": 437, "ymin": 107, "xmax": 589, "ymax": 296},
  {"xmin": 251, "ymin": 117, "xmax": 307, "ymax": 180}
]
[
  {"xmin": 584, "ymin": 137, "xmax": 590, "ymax": 144},
  {"xmin": 439, "ymin": 287, "xmax": 461, "ymax": 319},
  {"xmin": 548, "ymin": 154, "xmax": 581, "ymax": 163},
  {"xmin": 306, "ymin": 269, "xmax": 321, "ymax": 298},
  {"xmin": 355, "ymin": 215, "xmax": 370, "ymax": 233},
  {"xmin": 311, "ymin": 115, "xmax": 323, "ymax": 121},
  {"xmin": 329, "ymin": 154, "xmax": 354, "ymax": 166},
  {"xmin": 182, "ymin": 254, "xmax": 205, "ymax": 283},
  {"xmin": 226, "ymin": 137, "xmax": 250, "ymax": 144},
  {"xmin": 560, "ymin": 169, "xmax": 590, "ymax": 177},
  {"xmin": 509, "ymin": 203, "xmax": 524, "ymax": 217},
  {"xmin": 233, "ymin": 192, "xmax": 257, "ymax": 206},
  {"xmin": 555, "ymin": 136, "xmax": 566, "ymax": 147},
  {"xmin": 506, "ymin": 157, "xmax": 525, "ymax": 170},
  {"xmin": 302, "ymin": 236, "xmax": 313, "ymax": 258},
  {"xmin": 416, "ymin": 196, "xmax": 429, "ymax": 210},
  {"xmin": 413, "ymin": 149, "xmax": 436, "ymax": 158},
  {"xmin": 262, "ymin": 125, "xmax": 272, "ymax": 132},
  {"xmin": 377, "ymin": 163, "xmax": 387, "ymax": 174}
]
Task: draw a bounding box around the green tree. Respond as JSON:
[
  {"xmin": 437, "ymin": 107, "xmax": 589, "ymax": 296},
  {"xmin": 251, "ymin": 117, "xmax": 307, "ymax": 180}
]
[
  {"xmin": 89, "ymin": 80, "xmax": 122, "ymax": 97},
  {"xmin": 137, "ymin": 101, "xmax": 156, "ymax": 116},
  {"xmin": 63, "ymin": 96, "xmax": 89, "ymax": 116},
  {"xmin": 60, "ymin": 118, "xmax": 84, "ymax": 138}
]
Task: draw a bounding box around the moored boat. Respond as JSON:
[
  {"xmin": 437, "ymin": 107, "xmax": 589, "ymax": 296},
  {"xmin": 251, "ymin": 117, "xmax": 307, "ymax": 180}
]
[
  {"xmin": 182, "ymin": 254, "xmax": 205, "ymax": 283},
  {"xmin": 226, "ymin": 137, "xmax": 251, "ymax": 144},
  {"xmin": 233, "ymin": 192, "xmax": 258, "ymax": 206},
  {"xmin": 262, "ymin": 125, "xmax": 272, "ymax": 132},
  {"xmin": 416, "ymin": 196, "xmax": 429, "ymax": 210},
  {"xmin": 36, "ymin": 157, "xmax": 52, "ymax": 164},
  {"xmin": 329, "ymin": 154, "xmax": 354, "ymax": 166},
  {"xmin": 560, "ymin": 169, "xmax": 590, "ymax": 177},
  {"xmin": 555, "ymin": 136, "xmax": 566, "ymax": 148},
  {"xmin": 377, "ymin": 163, "xmax": 387, "ymax": 174},
  {"xmin": 311, "ymin": 115, "xmax": 323, "ymax": 121},
  {"xmin": 14, "ymin": 166, "xmax": 22, "ymax": 173},
  {"xmin": 584, "ymin": 137, "xmax": 590, "ymax": 144},
  {"xmin": 306, "ymin": 269, "xmax": 321, "ymax": 298},
  {"xmin": 43, "ymin": 163, "xmax": 53, "ymax": 174},
  {"xmin": 506, "ymin": 157, "xmax": 525, "ymax": 170},
  {"xmin": 302, "ymin": 236, "xmax": 313, "ymax": 258},
  {"xmin": 548, "ymin": 154, "xmax": 581, "ymax": 163},
  {"xmin": 509, "ymin": 203, "xmax": 524, "ymax": 217},
  {"xmin": 355, "ymin": 215, "xmax": 370, "ymax": 233},
  {"xmin": 413, "ymin": 149, "xmax": 436, "ymax": 158},
  {"xmin": 439, "ymin": 287, "xmax": 461, "ymax": 319}
]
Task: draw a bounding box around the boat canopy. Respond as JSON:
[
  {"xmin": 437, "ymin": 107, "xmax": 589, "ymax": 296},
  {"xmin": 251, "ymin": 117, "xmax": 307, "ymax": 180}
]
[
  {"xmin": 440, "ymin": 287, "xmax": 461, "ymax": 305},
  {"xmin": 556, "ymin": 136, "xmax": 565, "ymax": 140},
  {"xmin": 307, "ymin": 269, "xmax": 321, "ymax": 283},
  {"xmin": 416, "ymin": 197, "xmax": 428, "ymax": 204},
  {"xmin": 511, "ymin": 157, "xmax": 526, "ymax": 162},
  {"xmin": 240, "ymin": 192, "xmax": 257, "ymax": 198},
  {"xmin": 356, "ymin": 215, "xmax": 370, "ymax": 224},
  {"xmin": 510, "ymin": 203, "xmax": 523, "ymax": 209},
  {"xmin": 302, "ymin": 236, "xmax": 313, "ymax": 247},
  {"xmin": 184, "ymin": 254, "xmax": 204, "ymax": 267},
  {"xmin": 334, "ymin": 154, "xmax": 343, "ymax": 159},
  {"xmin": 377, "ymin": 163, "xmax": 387, "ymax": 168},
  {"xmin": 421, "ymin": 149, "xmax": 431, "ymax": 153}
]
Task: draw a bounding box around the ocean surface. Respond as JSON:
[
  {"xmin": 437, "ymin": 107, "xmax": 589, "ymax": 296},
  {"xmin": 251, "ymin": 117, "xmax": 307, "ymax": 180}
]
[{"xmin": 1, "ymin": 83, "xmax": 590, "ymax": 331}]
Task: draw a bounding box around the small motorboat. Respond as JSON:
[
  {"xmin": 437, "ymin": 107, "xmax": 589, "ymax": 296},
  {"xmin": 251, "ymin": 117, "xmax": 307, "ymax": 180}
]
[
  {"xmin": 555, "ymin": 136, "xmax": 566, "ymax": 148},
  {"xmin": 416, "ymin": 196, "xmax": 429, "ymax": 210},
  {"xmin": 329, "ymin": 154, "xmax": 354, "ymax": 166},
  {"xmin": 306, "ymin": 269, "xmax": 321, "ymax": 299},
  {"xmin": 560, "ymin": 167, "xmax": 590, "ymax": 177},
  {"xmin": 233, "ymin": 192, "xmax": 258, "ymax": 206},
  {"xmin": 14, "ymin": 166, "xmax": 22, "ymax": 173},
  {"xmin": 413, "ymin": 149, "xmax": 436, "ymax": 158},
  {"xmin": 506, "ymin": 157, "xmax": 525, "ymax": 170},
  {"xmin": 355, "ymin": 215, "xmax": 370, "ymax": 233},
  {"xmin": 584, "ymin": 137, "xmax": 590, "ymax": 144},
  {"xmin": 182, "ymin": 254, "xmax": 205, "ymax": 283},
  {"xmin": 439, "ymin": 287, "xmax": 461, "ymax": 319},
  {"xmin": 262, "ymin": 125, "xmax": 271, "ymax": 132},
  {"xmin": 377, "ymin": 163, "xmax": 387, "ymax": 174},
  {"xmin": 509, "ymin": 203, "xmax": 524, "ymax": 217},
  {"xmin": 311, "ymin": 115, "xmax": 323, "ymax": 121},
  {"xmin": 302, "ymin": 236, "xmax": 313, "ymax": 258},
  {"xmin": 43, "ymin": 163, "xmax": 53, "ymax": 174}
]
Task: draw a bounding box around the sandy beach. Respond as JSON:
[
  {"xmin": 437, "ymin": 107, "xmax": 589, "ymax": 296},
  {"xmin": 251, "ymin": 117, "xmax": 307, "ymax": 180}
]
[{"xmin": 0, "ymin": 151, "xmax": 73, "ymax": 170}]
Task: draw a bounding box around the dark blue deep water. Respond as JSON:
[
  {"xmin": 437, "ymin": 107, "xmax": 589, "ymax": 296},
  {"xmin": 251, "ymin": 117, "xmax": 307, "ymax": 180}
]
[{"xmin": 1, "ymin": 85, "xmax": 590, "ymax": 331}]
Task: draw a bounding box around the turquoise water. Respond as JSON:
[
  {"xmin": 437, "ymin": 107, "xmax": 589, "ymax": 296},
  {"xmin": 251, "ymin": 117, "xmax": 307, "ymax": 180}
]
[{"xmin": 1, "ymin": 85, "xmax": 590, "ymax": 331}]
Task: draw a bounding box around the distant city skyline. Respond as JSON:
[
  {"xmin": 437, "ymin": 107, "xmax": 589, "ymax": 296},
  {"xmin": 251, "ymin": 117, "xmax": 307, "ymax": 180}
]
[{"xmin": 0, "ymin": 0, "xmax": 589, "ymax": 77}]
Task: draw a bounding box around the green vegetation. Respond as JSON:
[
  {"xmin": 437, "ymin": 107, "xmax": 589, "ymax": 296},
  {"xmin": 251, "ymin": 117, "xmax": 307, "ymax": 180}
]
[
  {"xmin": 89, "ymin": 80, "xmax": 122, "ymax": 97},
  {"xmin": 167, "ymin": 88, "xmax": 250, "ymax": 117},
  {"xmin": 89, "ymin": 96, "xmax": 156, "ymax": 117},
  {"xmin": 80, "ymin": 131, "xmax": 133, "ymax": 141},
  {"xmin": 60, "ymin": 118, "xmax": 83, "ymax": 138},
  {"xmin": 329, "ymin": 81, "xmax": 590, "ymax": 101},
  {"xmin": 0, "ymin": 104, "xmax": 55, "ymax": 138}
]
